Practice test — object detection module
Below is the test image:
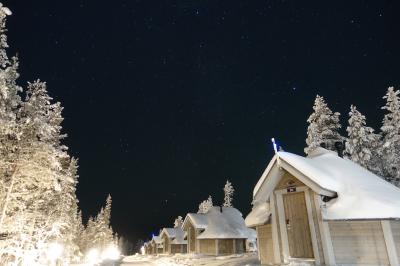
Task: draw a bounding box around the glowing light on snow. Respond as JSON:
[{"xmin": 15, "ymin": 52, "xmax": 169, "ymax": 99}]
[
  {"xmin": 46, "ymin": 242, "xmax": 63, "ymax": 261},
  {"xmin": 140, "ymin": 246, "xmax": 145, "ymax": 255},
  {"xmin": 101, "ymin": 245, "xmax": 120, "ymax": 260},
  {"xmin": 85, "ymin": 248, "xmax": 100, "ymax": 264}
]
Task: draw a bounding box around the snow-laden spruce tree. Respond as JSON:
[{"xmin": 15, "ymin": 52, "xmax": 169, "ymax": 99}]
[
  {"xmin": 346, "ymin": 105, "xmax": 383, "ymax": 175},
  {"xmin": 95, "ymin": 195, "xmax": 115, "ymax": 251},
  {"xmin": 305, "ymin": 95, "xmax": 343, "ymax": 155},
  {"xmin": 0, "ymin": 4, "xmax": 82, "ymax": 264},
  {"xmin": 223, "ymin": 180, "xmax": 234, "ymax": 207},
  {"xmin": 381, "ymin": 87, "xmax": 400, "ymax": 186},
  {"xmin": 81, "ymin": 195, "xmax": 115, "ymax": 256},
  {"xmin": 0, "ymin": 80, "xmax": 78, "ymax": 265},
  {"xmin": 198, "ymin": 196, "xmax": 213, "ymax": 214},
  {"xmin": 174, "ymin": 216, "xmax": 183, "ymax": 228}
]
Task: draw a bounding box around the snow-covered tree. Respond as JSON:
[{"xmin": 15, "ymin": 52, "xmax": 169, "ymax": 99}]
[
  {"xmin": 305, "ymin": 95, "xmax": 343, "ymax": 155},
  {"xmin": 174, "ymin": 216, "xmax": 183, "ymax": 228},
  {"xmin": 0, "ymin": 4, "xmax": 83, "ymax": 264},
  {"xmin": 198, "ymin": 196, "xmax": 213, "ymax": 214},
  {"xmin": 346, "ymin": 105, "xmax": 383, "ymax": 175},
  {"xmin": 81, "ymin": 195, "xmax": 115, "ymax": 256},
  {"xmin": 223, "ymin": 180, "xmax": 234, "ymax": 207},
  {"xmin": 381, "ymin": 87, "xmax": 400, "ymax": 186}
]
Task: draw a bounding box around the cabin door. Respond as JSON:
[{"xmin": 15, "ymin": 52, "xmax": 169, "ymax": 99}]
[{"xmin": 283, "ymin": 191, "xmax": 314, "ymax": 258}]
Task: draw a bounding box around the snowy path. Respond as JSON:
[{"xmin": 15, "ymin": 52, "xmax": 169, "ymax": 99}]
[
  {"xmin": 121, "ymin": 254, "xmax": 260, "ymax": 266},
  {"xmin": 122, "ymin": 262, "xmax": 156, "ymax": 266}
]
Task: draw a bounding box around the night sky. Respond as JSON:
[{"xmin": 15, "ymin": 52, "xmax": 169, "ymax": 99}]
[{"xmin": 4, "ymin": 1, "xmax": 400, "ymax": 245}]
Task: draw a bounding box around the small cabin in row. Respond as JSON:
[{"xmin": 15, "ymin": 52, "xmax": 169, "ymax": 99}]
[
  {"xmin": 143, "ymin": 242, "xmax": 152, "ymax": 254},
  {"xmin": 182, "ymin": 206, "xmax": 256, "ymax": 256},
  {"xmin": 150, "ymin": 235, "xmax": 163, "ymax": 254},
  {"xmin": 246, "ymin": 148, "xmax": 400, "ymax": 266},
  {"xmin": 160, "ymin": 227, "xmax": 187, "ymax": 254}
]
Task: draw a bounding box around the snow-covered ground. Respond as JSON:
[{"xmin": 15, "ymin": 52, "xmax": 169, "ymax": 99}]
[{"xmin": 121, "ymin": 253, "xmax": 260, "ymax": 266}]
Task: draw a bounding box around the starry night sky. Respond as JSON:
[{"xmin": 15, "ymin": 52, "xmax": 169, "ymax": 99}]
[{"xmin": 4, "ymin": 1, "xmax": 400, "ymax": 245}]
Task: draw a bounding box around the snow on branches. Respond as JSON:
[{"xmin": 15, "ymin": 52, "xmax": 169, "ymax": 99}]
[
  {"xmin": 174, "ymin": 216, "xmax": 183, "ymax": 228},
  {"xmin": 0, "ymin": 3, "xmax": 84, "ymax": 264},
  {"xmin": 198, "ymin": 196, "xmax": 213, "ymax": 214},
  {"xmin": 346, "ymin": 105, "xmax": 382, "ymax": 174},
  {"xmin": 305, "ymin": 95, "xmax": 342, "ymax": 155},
  {"xmin": 223, "ymin": 180, "xmax": 234, "ymax": 207},
  {"xmin": 381, "ymin": 87, "xmax": 400, "ymax": 185}
]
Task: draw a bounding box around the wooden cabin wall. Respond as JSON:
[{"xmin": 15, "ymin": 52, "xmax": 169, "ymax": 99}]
[
  {"xmin": 186, "ymin": 223, "xmax": 197, "ymax": 253},
  {"xmin": 218, "ymin": 239, "xmax": 234, "ymax": 255},
  {"xmin": 171, "ymin": 244, "xmax": 182, "ymax": 254},
  {"xmin": 309, "ymin": 191, "xmax": 325, "ymax": 265},
  {"xmin": 199, "ymin": 239, "xmax": 216, "ymax": 255},
  {"xmin": 162, "ymin": 235, "xmax": 169, "ymax": 253},
  {"xmin": 391, "ymin": 220, "xmax": 400, "ymax": 262},
  {"xmin": 181, "ymin": 244, "xmax": 188, "ymax": 253},
  {"xmin": 257, "ymin": 224, "xmax": 275, "ymax": 264},
  {"xmin": 328, "ymin": 221, "xmax": 390, "ymax": 265},
  {"xmin": 235, "ymin": 239, "xmax": 245, "ymax": 254}
]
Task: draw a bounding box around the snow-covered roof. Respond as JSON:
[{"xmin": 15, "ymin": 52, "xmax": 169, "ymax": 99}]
[
  {"xmin": 249, "ymin": 148, "xmax": 400, "ymax": 221},
  {"xmin": 151, "ymin": 235, "xmax": 163, "ymax": 244},
  {"xmin": 161, "ymin": 228, "xmax": 178, "ymax": 238},
  {"xmin": 244, "ymin": 202, "xmax": 271, "ymax": 228},
  {"xmin": 182, "ymin": 213, "xmax": 209, "ymax": 229},
  {"xmin": 197, "ymin": 207, "xmax": 255, "ymax": 239},
  {"xmin": 160, "ymin": 227, "xmax": 187, "ymax": 245}
]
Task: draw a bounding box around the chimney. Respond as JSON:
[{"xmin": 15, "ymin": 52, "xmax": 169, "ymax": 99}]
[{"xmin": 334, "ymin": 141, "xmax": 344, "ymax": 158}]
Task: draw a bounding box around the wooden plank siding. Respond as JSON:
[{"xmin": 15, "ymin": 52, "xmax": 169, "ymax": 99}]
[
  {"xmin": 162, "ymin": 234, "xmax": 169, "ymax": 253},
  {"xmin": 199, "ymin": 239, "xmax": 216, "ymax": 255},
  {"xmin": 275, "ymin": 172, "xmax": 306, "ymax": 190},
  {"xmin": 257, "ymin": 224, "xmax": 275, "ymax": 264},
  {"xmin": 187, "ymin": 224, "xmax": 196, "ymax": 253},
  {"xmin": 235, "ymin": 239, "xmax": 245, "ymax": 253},
  {"xmin": 218, "ymin": 239, "xmax": 234, "ymax": 255},
  {"xmin": 309, "ymin": 190, "xmax": 325, "ymax": 265},
  {"xmin": 171, "ymin": 244, "xmax": 187, "ymax": 254},
  {"xmin": 329, "ymin": 221, "xmax": 390, "ymax": 265},
  {"xmin": 391, "ymin": 220, "xmax": 400, "ymax": 262},
  {"xmin": 273, "ymin": 193, "xmax": 283, "ymax": 262}
]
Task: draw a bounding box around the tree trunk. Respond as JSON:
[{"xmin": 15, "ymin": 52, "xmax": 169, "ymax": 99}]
[{"xmin": 0, "ymin": 164, "xmax": 19, "ymax": 232}]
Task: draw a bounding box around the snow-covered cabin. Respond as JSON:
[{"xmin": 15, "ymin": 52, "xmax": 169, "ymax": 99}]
[
  {"xmin": 144, "ymin": 241, "xmax": 152, "ymax": 255},
  {"xmin": 182, "ymin": 206, "xmax": 255, "ymax": 255},
  {"xmin": 150, "ymin": 235, "xmax": 164, "ymax": 254},
  {"xmin": 245, "ymin": 147, "xmax": 400, "ymax": 266},
  {"xmin": 160, "ymin": 227, "xmax": 187, "ymax": 254},
  {"xmin": 182, "ymin": 212, "xmax": 208, "ymax": 253}
]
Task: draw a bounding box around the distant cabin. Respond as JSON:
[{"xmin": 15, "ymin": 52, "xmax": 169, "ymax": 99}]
[
  {"xmin": 245, "ymin": 148, "xmax": 400, "ymax": 266},
  {"xmin": 144, "ymin": 242, "xmax": 152, "ymax": 255},
  {"xmin": 182, "ymin": 206, "xmax": 255, "ymax": 255},
  {"xmin": 150, "ymin": 235, "xmax": 164, "ymax": 254},
  {"xmin": 160, "ymin": 227, "xmax": 187, "ymax": 254}
]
